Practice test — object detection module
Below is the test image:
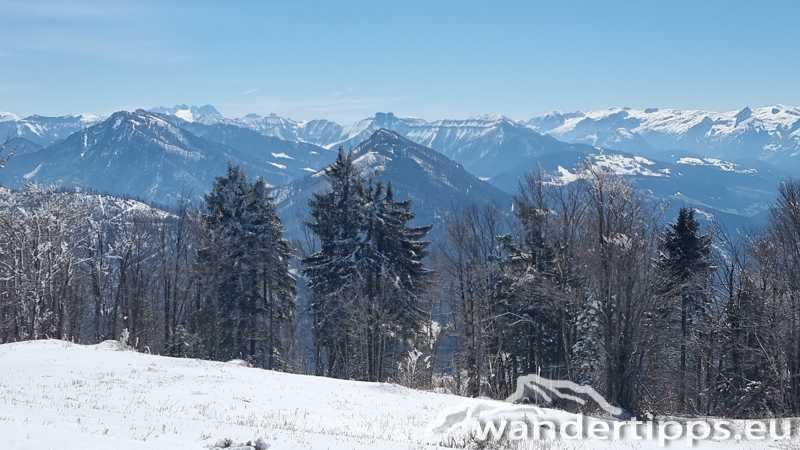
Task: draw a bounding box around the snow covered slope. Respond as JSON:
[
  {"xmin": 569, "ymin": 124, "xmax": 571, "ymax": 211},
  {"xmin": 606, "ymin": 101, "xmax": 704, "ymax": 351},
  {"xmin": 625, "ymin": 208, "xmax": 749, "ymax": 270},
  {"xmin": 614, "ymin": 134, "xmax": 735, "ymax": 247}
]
[
  {"xmin": 275, "ymin": 129, "xmax": 513, "ymax": 239},
  {"xmin": 154, "ymin": 107, "xmax": 593, "ymax": 178},
  {"xmin": 160, "ymin": 118, "xmax": 337, "ymax": 178},
  {"xmin": 1, "ymin": 110, "xmax": 313, "ymax": 205},
  {"xmin": 488, "ymin": 147, "xmax": 785, "ymax": 228},
  {"xmin": 0, "ymin": 112, "xmax": 103, "ymax": 146},
  {"xmin": 0, "ymin": 339, "xmax": 780, "ymax": 449},
  {"xmin": 0, "ymin": 339, "xmax": 460, "ymax": 449},
  {"xmin": 526, "ymin": 105, "xmax": 800, "ymax": 168},
  {"xmin": 149, "ymin": 104, "xmax": 222, "ymax": 122}
]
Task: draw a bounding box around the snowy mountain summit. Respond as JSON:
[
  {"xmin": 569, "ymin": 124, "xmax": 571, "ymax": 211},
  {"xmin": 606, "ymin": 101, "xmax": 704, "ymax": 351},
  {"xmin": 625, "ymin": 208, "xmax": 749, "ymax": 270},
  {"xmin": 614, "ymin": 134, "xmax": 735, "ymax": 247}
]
[
  {"xmin": 526, "ymin": 105, "xmax": 800, "ymax": 167},
  {"xmin": 149, "ymin": 104, "xmax": 222, "ymax": 122}
]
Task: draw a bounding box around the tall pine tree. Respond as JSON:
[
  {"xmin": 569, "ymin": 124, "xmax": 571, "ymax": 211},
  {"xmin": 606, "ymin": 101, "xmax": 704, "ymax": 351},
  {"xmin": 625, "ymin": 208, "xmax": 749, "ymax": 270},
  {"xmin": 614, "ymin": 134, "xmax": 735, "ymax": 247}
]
[
  {"xmin": 657, "ymin": 207, "xmax": 714, "ymax": 410},
  {"xmin": 303, "ymin": 147, "xmax": 431, "ymax": 381},
  {"xmin": 196, "ymin": 163, "xmax": 296, "ymax": 367}
]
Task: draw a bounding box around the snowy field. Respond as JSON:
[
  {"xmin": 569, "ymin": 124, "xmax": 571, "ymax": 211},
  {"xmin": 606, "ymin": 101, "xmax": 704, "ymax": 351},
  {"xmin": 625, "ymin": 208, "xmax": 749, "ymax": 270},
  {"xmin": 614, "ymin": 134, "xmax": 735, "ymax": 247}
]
[{"xmin": 0, "ymin": 340, "xmax": 792, "ymax": 450}]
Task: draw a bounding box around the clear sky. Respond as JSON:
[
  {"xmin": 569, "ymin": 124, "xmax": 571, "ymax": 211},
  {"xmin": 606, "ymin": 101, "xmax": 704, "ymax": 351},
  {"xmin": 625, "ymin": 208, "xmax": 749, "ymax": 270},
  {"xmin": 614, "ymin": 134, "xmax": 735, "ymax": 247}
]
[{"xmin": 1, "ymin": 0, "xmax": 798, "ymax": 123}]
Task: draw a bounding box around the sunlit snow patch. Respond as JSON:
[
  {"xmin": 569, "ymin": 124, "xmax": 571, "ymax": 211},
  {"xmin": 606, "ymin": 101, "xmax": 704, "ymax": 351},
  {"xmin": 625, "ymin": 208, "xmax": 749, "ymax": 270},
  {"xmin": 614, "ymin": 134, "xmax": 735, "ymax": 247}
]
[
  {"xmin": 174, "ymin": 109, "xmax": 194, "ymax": 122},
  {"xmin": 676, "ymin": 157, "xmax": 757, "ymax": 173}
]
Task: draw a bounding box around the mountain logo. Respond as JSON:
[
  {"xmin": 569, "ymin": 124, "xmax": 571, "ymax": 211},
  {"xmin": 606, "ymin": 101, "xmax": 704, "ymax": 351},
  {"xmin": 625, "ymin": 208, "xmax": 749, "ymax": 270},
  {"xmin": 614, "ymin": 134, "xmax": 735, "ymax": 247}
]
[
  {"xmin": 505, "ymin": 374, "xmax": 622, "ymax": 417},
  {"xmin": 426, "ymin": 374, "xmax": 621, "ymax": 436}
]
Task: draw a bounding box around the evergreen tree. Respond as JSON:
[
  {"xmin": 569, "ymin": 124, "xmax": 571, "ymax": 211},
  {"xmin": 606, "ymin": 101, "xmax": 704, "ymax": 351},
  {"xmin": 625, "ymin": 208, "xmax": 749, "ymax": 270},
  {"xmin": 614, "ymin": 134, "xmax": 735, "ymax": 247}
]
[
  {"xmin": 303, "ymin": 147, "xmax": 365, "ymax": 376},
  {"xmin": 303, "ymin": 147, "xmax": 432, "ymax": 381},
  {"xmin": 196, "ymin": 163, "xmax": 296, "ymax": 367},
  {"xmin": 657, "ymin": 207, "xmax": 714, "ymax": 410}
]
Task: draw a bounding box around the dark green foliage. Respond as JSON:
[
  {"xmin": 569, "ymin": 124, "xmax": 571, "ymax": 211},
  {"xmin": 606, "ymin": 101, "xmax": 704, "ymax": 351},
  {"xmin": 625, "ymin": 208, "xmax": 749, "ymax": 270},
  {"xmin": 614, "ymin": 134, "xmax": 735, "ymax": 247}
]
[
  {"xmin": 657, "ymin": 207, "xmax": 714, "ymax": 410},
  {"xmin": 659, "ymin": 207, "xmax": 713, "ymax": 292},
  {"xmin": 302, "ymin": 147, "xmax": 431, "ymax": 381},
  {"xmin": 196, "ymin": 163, "xmax": 296, "ymax": 368}
]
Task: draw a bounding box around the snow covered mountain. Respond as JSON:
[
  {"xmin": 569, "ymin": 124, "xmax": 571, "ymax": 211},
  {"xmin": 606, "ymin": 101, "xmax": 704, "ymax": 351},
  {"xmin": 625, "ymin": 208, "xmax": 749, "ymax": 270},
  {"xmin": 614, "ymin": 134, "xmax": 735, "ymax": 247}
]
[
  {"xmin": 148, "ymin": 104, "xmax": 221, "ymax": 122},
  {"xmin": 148, "ymin": 103, "xmax": 800, "ymax": 175},
  {"xmin": 488, "ymin": 146, "xmax": 786, "ymax": 227},
  {"xmin": 0, "ymin": 111, "xmax": 103, "ymax": 146},
  {"xmin": 526, "ymin": 105, "xmax": 800, "ymax": 169},
  {"xmin": 11, "ymin": 103, "xmax": 800, "ymax": 178},
  {"xmin": 151, "ymin": 105, "xmax": 341, "ymax": 143},
  {"xmin": 313, "ymin": 113, "xmax": 594, "ymax": 179},
  {"xmin": 156, "ymin": 108, "xmax": 594, "ymax": 178},
  {"xmin": 3, "ymin": 104, "xmax": 797, "ymax": 228},
  {"xmin": 159, "ymin": 117, "xmax": 338, "ymax": 178},
  {"xmin": 275, "ymin": 129, "xmax": 513, "ymax": 238},
  {"xmin": 1, "ymin": 110, "xmax": 329, "ymax": 205}
]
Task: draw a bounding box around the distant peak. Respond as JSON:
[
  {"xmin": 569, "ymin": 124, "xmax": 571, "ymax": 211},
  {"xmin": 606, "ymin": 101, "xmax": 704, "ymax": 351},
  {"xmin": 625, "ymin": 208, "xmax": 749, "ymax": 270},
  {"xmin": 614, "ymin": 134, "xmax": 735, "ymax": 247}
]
[
  {"xmin": 148, "ymin": 104, "xmax": 221, "ymax": 120},
  {"xmin": 467, "ymin": 114, "xmax": 508, "ymax": 122},
  {"xmin": 365, "ymin": 128, "xmax": 408, "ymax": 145},
  {"xmin": 372, "ymin": 112, "xmax": 397, "ymax": 124},
  {"xmin": 193, "ymin": 104, "xmax": 221, "ymax": 116},
  {"xmin": 735, "ymin": 106, "xmax": 752, "ymax": 126},
  {"xmin": 244, "ymin": 113, "xmax": 262, "ymax": 119},
  {"xmin": 373, "ymin": 128, "xmax": 400, "ymax": 138},
  {"xmin": 0, "ymin": 111, "xmax": 22, "ymax": 122}
]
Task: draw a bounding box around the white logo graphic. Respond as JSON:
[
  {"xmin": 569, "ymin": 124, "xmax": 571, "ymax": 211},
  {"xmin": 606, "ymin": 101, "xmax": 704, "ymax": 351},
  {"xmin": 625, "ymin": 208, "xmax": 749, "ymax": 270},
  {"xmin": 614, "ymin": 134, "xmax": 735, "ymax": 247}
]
[
  {"xmin": 427, "ymin": 374, "xmax": 621, "ymax": 436},
  {"xmin": 506, "ymin": 374, "xmax": 622, "ymax": 417}
]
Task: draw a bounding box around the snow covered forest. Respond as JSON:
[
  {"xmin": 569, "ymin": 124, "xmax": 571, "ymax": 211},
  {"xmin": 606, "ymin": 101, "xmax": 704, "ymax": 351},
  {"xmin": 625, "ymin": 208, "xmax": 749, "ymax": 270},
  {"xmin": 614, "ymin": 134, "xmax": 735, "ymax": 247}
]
[{"xmin": 3, "ymin": 138, "xmax": 800, "ymax": 422}]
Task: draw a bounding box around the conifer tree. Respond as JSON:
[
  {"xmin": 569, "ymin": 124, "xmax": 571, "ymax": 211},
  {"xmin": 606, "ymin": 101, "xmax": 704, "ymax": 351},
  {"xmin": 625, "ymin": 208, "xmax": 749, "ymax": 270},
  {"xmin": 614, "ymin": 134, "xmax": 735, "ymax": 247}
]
[
  {"xmin": 657, "ymin": 207, "xmax": 714, "ymax": 410},
  {"xmin": 303, "ymin": 147, "xmax": 431, "ymax": 381},
  {"xmin": 303, "ymin": 147, "xmax": 365, "ymax": 376},
  {"xmin": 197, "ymin": 163, "xmax": 295, "ymax": 366}
]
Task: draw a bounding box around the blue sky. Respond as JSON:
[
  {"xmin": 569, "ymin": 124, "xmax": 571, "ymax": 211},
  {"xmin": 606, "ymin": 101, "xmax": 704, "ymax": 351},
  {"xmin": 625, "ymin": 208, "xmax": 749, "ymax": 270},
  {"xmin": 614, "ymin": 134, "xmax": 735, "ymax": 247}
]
[{"xmin": 1, "ymin": 0, "xmax": 798, "ymax": 123}]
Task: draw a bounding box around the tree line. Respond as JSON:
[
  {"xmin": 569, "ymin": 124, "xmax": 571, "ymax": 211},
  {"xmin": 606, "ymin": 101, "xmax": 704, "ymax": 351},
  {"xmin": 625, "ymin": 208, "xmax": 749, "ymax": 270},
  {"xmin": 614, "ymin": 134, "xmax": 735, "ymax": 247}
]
[{"xmin": 2, "ymin": 145, "xmax": 800, "ymax": 419}]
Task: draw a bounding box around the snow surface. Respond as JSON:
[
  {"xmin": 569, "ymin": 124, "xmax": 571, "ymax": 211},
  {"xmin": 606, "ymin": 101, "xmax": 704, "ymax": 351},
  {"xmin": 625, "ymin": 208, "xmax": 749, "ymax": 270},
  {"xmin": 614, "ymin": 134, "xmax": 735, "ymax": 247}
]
[
  {"xmin": 539, "ymin": 105, "xmax": 800, "ymax": 137},
  {"xmin": 0, "ymin": 340, "xmax": 785, "ymax": 449},
  {"xmin": 174, "ymin": 109, "xmax": 194, "ymax": 122},
  {"xmin": 0, "ymin": 111, "xmax": 22, "ymax": 122},
  {"xmin": 527, "ymin": 105, "xmax": 800, "ymax": 159},
  {"xmin": 676, "ymin": 157, "xmax": 757, "ymax": 173}
]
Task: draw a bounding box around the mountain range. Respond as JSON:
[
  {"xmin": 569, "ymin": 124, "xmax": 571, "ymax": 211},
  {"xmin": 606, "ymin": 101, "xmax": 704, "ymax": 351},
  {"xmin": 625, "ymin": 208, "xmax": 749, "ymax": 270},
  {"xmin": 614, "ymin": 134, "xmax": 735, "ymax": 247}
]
[
  {"xmin": 180, "ymin": 110, "xmax": 599, "ymax": 178},
  {"xmin": 275, "ymin": 129, "xmax": 513, "ymax": 238},
  {"xmin": 2, "ymin": 110, "xmax": 331, "ymax": 206},
  {"xmin": 0, "ymin": 111, "xmax": 102, "ymax": 146},
  {"xmin": 0, "ymin": 103, "xmax": 796, "ymax": 232},
  {"xmin": 525, "ymin": 105, "xmax": 800, "ymax": 167}
]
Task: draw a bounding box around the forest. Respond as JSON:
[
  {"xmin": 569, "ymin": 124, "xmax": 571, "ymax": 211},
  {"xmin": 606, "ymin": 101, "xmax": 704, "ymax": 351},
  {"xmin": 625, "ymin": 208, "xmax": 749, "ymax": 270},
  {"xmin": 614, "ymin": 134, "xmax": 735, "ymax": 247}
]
[{"xmin": 2, "ymin": 142, "xmax": 800, "ymax": 420}]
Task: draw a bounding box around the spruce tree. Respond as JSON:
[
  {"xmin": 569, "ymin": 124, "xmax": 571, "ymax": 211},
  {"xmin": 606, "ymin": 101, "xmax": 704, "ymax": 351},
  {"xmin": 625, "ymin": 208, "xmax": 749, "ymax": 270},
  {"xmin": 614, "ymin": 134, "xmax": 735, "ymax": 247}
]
[
  {"xmin": 657, "ymin": 207, "xmax": 714, "ymax": 410},
  {"xmin": 303, "ymin": 147, "xmax": 432, "ymax": 381},
  {"xmin": 197, "ymin": 163, "xmax": 296, "ymax": 366},
  {"xmin": 303, "ymin": 147, "xmax": 365, "ymax": 376}
]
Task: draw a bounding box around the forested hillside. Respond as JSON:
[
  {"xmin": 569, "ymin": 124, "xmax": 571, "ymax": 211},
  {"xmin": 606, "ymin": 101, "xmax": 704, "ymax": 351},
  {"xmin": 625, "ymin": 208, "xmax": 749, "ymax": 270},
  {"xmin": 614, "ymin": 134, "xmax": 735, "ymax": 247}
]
[{"xmin": 3, "ymin": 130, "xmax": 800, "ymax": 420}]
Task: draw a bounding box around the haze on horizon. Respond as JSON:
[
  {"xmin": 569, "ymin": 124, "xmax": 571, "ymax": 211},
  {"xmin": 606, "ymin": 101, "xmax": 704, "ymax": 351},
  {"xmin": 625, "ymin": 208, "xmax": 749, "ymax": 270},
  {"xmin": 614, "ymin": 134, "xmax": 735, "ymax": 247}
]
[{"xmin": 1, "ymin": 0, "xmax": 798, "ymax": 123}]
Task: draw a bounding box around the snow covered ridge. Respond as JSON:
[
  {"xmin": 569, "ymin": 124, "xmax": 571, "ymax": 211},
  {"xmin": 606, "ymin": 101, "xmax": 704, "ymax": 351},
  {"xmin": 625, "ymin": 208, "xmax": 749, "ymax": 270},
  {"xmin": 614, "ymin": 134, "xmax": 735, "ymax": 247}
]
[
  {"xmin": 547, "ymin": 152, "xmax": 752, "ymax": 184},
  {"xmin": 0, "ymin": 111, "xmax": 105, "ymax": 146},
  {"xmin": 529, "ymin": 105, "xmax": 800, "ymax": 137},
  {"xmin": 676, "ymin": 157, "xmax": 757, "ymax": 173},
  {"xmin": 0, "ymin": 340, "xmax": 787, "ymax": 449},
  {"xmin": 156, "ymin": 107, "xmax": 528, "ymax": 152},
  {"xmin": 526, "ymin": 105, "xmax": 800, "ymax": 163}
]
